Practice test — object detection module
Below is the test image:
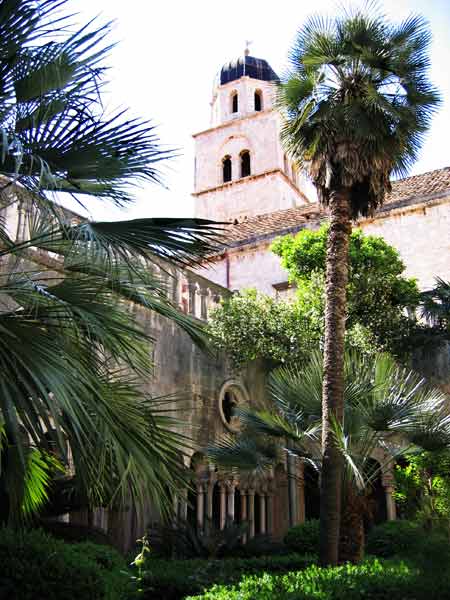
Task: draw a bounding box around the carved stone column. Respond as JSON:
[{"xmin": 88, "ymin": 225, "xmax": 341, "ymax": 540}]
[
  {"xmin": 385, "ymin": 486, "xmax": 397, "ymax": 521},
  {"xmin": 196, "ymin": 483, "xmax": 205, "ymax": 532},
  {"xmin": 287, "ymin": 453, "xmax": 298, "ymax": 527},
  {"xmin": 266, "ymin": 492, "xmax": 274, "ymax": 538},
  {"xmin": 200, "ymin": 287, "xmax": 209, "ymax": 320},
  {"xmin": 382, "ymin": 469, "xmax": 397, "ymax": 521},
  {"xmin": 297, "ymin": 460, "xmax": 305, "ymax": 524},
  {"xmin": 206, "ymin": 481, "xmax": 214, "ymax": 523},
  {"xmin": 173, "ymin": 494, "xmax": 179, "ymax": 522},
  {"xmin": 248, "ymin": 488, "xmax": 255, "ymax": 539},
  {"xmin": 188, "ymin": 281, "xmax": 197, "ymax": 316},
  {"xmin": 259, "ymin": 491, "xmax": 266, "ymax": 535},
  {"xmin": 240, "ymin": 489, "xmax": 248, "ymax": 544},
  {"xmin": 219, "ymin": 483, "xmax": 227, "ymax": 530},
  {"xmin": 226, "ymin": 481, "xmax": 236, "ymax": 524},
  {"xmin": 171, "ymin": 270, "xmax": 180, "ymax": 304}
]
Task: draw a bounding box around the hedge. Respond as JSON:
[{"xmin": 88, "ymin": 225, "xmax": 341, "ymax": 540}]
[
  {"xmin": 186, "ymin": 558, "xmax": 450, "ymax": 600},
  {"xmin": 284, "ymin": 519, "xmax": 320, "ymax": 554},
  {"xmin": 0, "ymin": 527, "xmax": 129, "ymax": 600},
  {"xmin": 139, "ymin": 554, "xmax": 315, "ymax": 599}
]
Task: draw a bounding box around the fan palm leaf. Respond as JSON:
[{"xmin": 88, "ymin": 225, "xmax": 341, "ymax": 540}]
[{"xmin": 0, "ymin": 0, "xmax": 225, "ymax": 525}]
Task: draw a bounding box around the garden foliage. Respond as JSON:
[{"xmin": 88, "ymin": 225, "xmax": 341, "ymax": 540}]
[
  {"xmin": 0, "ymin": 527, "xmax": 129, "ymax": 600},
  {"xmin": 394, "ymin": 451, "xmax": 450, "ymax": 529},
  {"xmin": 208, "ymin": 227, "xmax": 423, "ymax": 370},
  {"xmin": 135, "ymin": 554, "xmax": 314, "ymax": 600},
  {"xmin": 272, "ymin": 225, "xmax": 421, "ymax": 358},
  {"xmin": 284, "ymin": 519, "xmax": 320, "ymax": 555},
  {"xmin": 186, "ymin": 558, "xmax": 450, "ymax": 600}
]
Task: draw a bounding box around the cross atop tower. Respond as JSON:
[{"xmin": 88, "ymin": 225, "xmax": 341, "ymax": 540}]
[{"xmin": 244, "ymin": 40, "xmax": 253, "ymax": 57}]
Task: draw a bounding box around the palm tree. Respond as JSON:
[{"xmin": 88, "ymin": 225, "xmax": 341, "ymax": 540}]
[
  {"xmin": 208, "ymin": 350, "xmax": 450, "ymax": 563},
  {"xmin": 0, "ymin": 0, "xmax": 222, "ymax": 525},
  {"xmin": 421, "ymin": 278, "xmax": 450, "ymax": 332},
  {"xmin": 277, "ymin": 8, "xmax": 440, "ymax": 564}
]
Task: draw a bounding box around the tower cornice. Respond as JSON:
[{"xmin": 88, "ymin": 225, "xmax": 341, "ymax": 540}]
[
  {"xmin": 193, "ymin": 108, "xmax": 273, "ymax": 139},
  {"xmin": 192, "ymin": 168, "xmax": 310, "ymax": 203}
]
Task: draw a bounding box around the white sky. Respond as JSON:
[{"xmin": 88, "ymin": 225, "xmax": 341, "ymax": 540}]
[{"xmin": 73, "ymin": 0, "xmax": 450, "ymax": 221}]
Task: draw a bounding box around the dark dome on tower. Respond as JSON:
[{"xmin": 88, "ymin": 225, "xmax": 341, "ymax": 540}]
[{"xmin": 219, "ymin": 55, "xmax": 278, "ymax": 85}]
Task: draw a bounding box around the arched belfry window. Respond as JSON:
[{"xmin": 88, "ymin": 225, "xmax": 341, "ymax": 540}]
[
  {"xmin": 240, "ymin": 150, "xmax": 251, "ymax": 178},
  {"xmin": 254, "ymin": 90, "xmax": 262, "ymax": 111},
  {"xmin": 231, "ymin": 92, "xmax": 238, "ymax": 113},
  {"xmin": 222, "ymin": 155, "xmax": 232, "ymax": 183}
]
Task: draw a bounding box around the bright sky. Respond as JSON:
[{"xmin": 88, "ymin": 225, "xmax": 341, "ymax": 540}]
[{"xmin": 74, "ymin": 0, "xmax": 450, "ymax": 221}]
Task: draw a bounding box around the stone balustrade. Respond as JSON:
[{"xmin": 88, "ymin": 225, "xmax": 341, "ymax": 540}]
[{"xmin": 171, "ymin": 267, "xmax": 230, "ymax": 322}]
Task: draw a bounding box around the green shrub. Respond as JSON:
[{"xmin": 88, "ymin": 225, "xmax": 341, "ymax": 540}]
[
  {"xmin": 366, "ymin": 520, "xmax": 423, "ymax": 557},
  {"xmin": 284, "ymin": 519, "xmax": 319, "ymax": 554},
  {"xmin": 0, "ymin": 527, "xmax": 129, "ymax": 600},
  {"xmin": 230, "ymin": 535, "xmax": 288, "ymax": 558},
  {"xmin": 40, "ymin": 519, "xmax": 113, "ymax": 546},
  {"xmin": 186, "ymin": 558, "xmax": 450, "ymax": 600},
  {"xmin": 138, "ymin": 554, "xmax": 314, "ymax": 600}
]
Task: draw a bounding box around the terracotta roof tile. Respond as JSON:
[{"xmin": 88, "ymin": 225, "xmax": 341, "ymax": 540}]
[{"xmin": 220, "ymin": 166, "xmax": 450, "ymax": 248}]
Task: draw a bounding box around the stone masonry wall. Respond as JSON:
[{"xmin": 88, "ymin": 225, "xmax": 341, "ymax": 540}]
[{"xmin": 202, "ymin": 196, "xmax": 450, "ymax": 296}]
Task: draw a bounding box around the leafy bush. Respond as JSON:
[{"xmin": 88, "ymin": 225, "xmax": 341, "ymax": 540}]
[
  {"xmin": 40, "ymin": 519, "xmax": 114, "ymax": 546},
  {"xmin": 186, "ymin": 558, "xmax": 450, "ymax": 600},
  {"xmin": 137, "ymin": 554, "xmax": 314, "ymax": 599},
  {"xmin": 284, "ymin": 519, "xmax": 320, "ymax": 554},
  {"xmin": 366, "ymin": 520, "xmax": 423, "ymax": 557},
  {"xmin": 230, "ymin": 535, "xmax": 288, "ymax": 558},
  {"xmin": 0, "ymin": 527, "xmax": 129, "ymax": 600},
  {"xmin": 149, "ymin": 517, "xmax": 248, "ymax": 559}
]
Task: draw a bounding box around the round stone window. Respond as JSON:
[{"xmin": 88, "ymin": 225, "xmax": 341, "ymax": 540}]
[{"xmin": 218, "ymin": 380, "xmax": 249, "ymax": 433}]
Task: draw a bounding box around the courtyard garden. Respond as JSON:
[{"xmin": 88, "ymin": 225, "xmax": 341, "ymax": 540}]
[{"xmin": 1, "ymin": 0, "xmax": 450, "ymax": 599}]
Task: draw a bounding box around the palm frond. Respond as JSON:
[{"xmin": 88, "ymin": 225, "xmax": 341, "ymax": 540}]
[
  {"xmin": 207, "ymin": 434, "xmax": 280, "ymax": 474},
  {"xmin": 277, "ymin": 6, "xmax": 440, "ymax": 216}
]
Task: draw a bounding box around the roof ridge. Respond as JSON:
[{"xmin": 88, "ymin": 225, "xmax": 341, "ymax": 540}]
[{"xmin": 218, "ymin": 165, "xmax": 450, "ymax": 249}]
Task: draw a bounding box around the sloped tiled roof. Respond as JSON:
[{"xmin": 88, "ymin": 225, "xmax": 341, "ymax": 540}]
[{"xmin": 220, "ymin": 166, "xmax": 450, "ymax": 249}]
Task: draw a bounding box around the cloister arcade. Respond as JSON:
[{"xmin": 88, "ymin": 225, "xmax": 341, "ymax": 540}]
[{"xmin": 172, "ymin": 450, "xmax": 398, "ymax": 543}]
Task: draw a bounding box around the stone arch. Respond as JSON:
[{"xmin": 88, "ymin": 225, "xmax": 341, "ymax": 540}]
[
  {"xmin": 240, "ymin": 149, "xmax": 251, "ymax": 178},
  {"xmin": 218, "ymin": 379, "xmax": 249, "ymax": 433},
  {"xmin": 217, "ymin": 134, "xmax": 252, "ymax": 186},
  {"xmin": 254, "ymin": 89, "xmax": 262, "ymax": 111},
  {"xmin": 222, "ymin": 155, "xmax": 232, "ymax": 183},
  {"xmin": 230, "ymin": 90, "xmax": 238, "ymax": 113},
  {"xmin": 304, "ymin": 462, "xmax": 320, "ymax": 520}
]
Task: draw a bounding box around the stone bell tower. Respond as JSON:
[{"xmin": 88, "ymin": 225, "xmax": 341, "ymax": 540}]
[{"xmin": 192, "ymin": 48, "xmax": 310, "ymax": 222}]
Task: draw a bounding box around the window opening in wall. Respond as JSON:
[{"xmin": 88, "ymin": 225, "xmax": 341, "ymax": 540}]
[
  {"xmin": 222, "ymin": 155, "xmax": 232, "ymax": 183},
  {"xmin": 254, "ymin": 90, "xmax": 262, "ymax": 111},
  {"xmin": 231, "ymin": 92, "xmax": 238, "ymax": 113},
  {"xmin": 218, "ymin": 380, "xmax": 249, "ymax": 433},
  {"xmin": 222, "ymin": 391, "xmax": 238, "ymax": 424},
  {"xmin": 240, "ymin": 150, "xmax": 251, "ymax": 178}
]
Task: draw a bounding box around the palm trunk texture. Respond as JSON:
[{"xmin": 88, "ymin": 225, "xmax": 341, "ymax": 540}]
[
  {"xmin": 319, "ymin": 189, "xmax": 352, "ymax": 566},
  {"xmin": 339, "ymin": 488, "xmax": 366, "ymax": 564}
]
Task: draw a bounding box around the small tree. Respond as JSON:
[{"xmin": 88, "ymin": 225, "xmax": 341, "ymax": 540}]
[
  {"xmin": 208, "ymin": 228, "xmax": 421, "ymax": 370},
  {"xmin": 272, "ymin": 225, "xmax": 420, "ymax": 359}
]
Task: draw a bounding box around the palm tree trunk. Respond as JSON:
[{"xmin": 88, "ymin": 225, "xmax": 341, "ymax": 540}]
[
  {"xmin": 339, "ymin": 490, "xmax": 365, "ymax": 564},
  {"xmin": 319, "ymin": 188, "xmax": 352, "ymax": 566}
]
